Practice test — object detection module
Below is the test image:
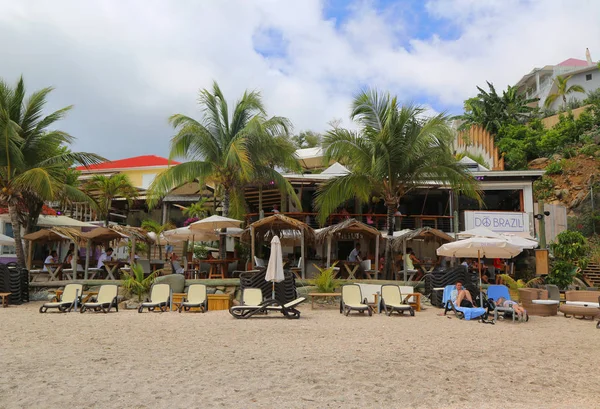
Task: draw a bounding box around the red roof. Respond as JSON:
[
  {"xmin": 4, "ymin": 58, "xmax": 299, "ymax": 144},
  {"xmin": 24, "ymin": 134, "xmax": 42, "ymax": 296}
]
[
  {"xmin": 0, "ymin": 204, "xmax": 57, "ymax": 216},
  {"xmin": 76, "ymin": 155, "xmax": 180, "ymax": 171},
  {"xmin": 557, "ymin": 58, "xmax": 592, "ymax": 67}
]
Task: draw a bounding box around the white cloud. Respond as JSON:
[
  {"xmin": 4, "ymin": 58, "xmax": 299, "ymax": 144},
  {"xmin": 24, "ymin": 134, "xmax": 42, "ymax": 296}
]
[{"xmin": 0, "ymin": 0, "xmax": 598, "ymax": 158}]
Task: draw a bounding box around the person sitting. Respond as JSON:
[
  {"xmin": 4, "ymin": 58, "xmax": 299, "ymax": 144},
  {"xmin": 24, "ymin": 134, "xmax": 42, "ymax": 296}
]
[
  {"xmin": 348, "ymin": 243, "xmax": 362, "ymax": 262},
  {"xmin": 451, "ymin": 281, "xmax": 475, "ymax": 308},
  {"xmin": 496, "ymin": 296, "xmax": 528, "ymax": 321},
  {"xmin": 460, "ymin": 258, "xmax": 469, "ymax": 268},
  {"xmin": 170, "ymin": 253, "xmax": 185, "ymax": 275},
  {"xmin": 271, "ymin": 205, "xmax": 280, "ymax": 214},
  {"xmin": 63, "ymin": 243, "xmax": 75, "ymax": 265},
  {"xmin": 97, "ymin": 247, "xmax": 114, "ymax": 277},
  {"xmin": 43, "ymin": 251, "xmax": 58, "ymax": 272}
]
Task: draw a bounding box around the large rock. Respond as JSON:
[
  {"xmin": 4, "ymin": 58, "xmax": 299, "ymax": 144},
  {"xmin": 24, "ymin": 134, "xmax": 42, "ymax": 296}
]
[
  {"xmin": 569, "ymin": 191, "xmax": 587, "ymax": 209},
  {"xmin": 155, "ymin": 274, "xmax": 185, "ymax": 293},
  {"xmin": 529, "ymin": 157, "xmax": 549, "ymax": 167}
]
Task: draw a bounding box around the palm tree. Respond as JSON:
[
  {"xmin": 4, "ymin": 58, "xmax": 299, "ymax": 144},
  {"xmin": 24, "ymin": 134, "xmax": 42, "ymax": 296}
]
[
  {"xmin": 182, "ymin": 198, "xmax": 211, "ymax": 219},
  {"xmin": 0, "ymin": 76, "xmax": 103, "ymax": 266},
  {"xmin": 85, "ymin": 174, "xmax": 138, "ymax": 226},
  {"xmin": 141, "ymin": 219, "xmax": 175, "ymax": 259},
  {"xmin": 316, "ymin": 89, "xmax": 481, "ymax": 279},
  {"xmin": 292, "ymin": 130, "xmax": 322, "ymax": 149},
  {"xmin": 544, "ymin": 75, "xmax": 585, "ymax": 110},
  {"xmin": 147, "ymin": 81, "xmax": 300, "ymax": 219}
]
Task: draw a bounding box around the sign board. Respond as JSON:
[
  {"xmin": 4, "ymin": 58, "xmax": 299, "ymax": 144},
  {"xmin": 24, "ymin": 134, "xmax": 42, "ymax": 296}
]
[{"xmin": 464, "ymin": 211, "xmax": 529, "ymax": 233}]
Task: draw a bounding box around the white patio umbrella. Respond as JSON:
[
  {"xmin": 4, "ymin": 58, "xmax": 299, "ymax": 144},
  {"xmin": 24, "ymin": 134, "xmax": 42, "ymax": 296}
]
[
  {"xmin": 457, "ymin": 227, "xmax": 500, "ymax": 239},
  {"xmin": 437, "ymin": 237, "xmax": 523, "ymax": 305},
  {"xmin": 188, "ymin": 215, "xmax": 243, "ymax": 231},
  {"xmin": 499, "ymin": 234, "xmax": 538, "ymax": 250},
  {"xmin": 0, "ymin": 233, "xmax": 15, "ymax": 246},
  {"xmin": 265, "ymin": 235, "xmax": 285, "ymax": 300},
  {"xmin": 163, "ymin": 226, "xmax": 218, "ymax": 242}
]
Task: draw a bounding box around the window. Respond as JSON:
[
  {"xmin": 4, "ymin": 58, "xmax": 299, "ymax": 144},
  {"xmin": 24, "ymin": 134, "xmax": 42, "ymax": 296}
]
[
  {"xmin": 141, "ymin": 173, "xmax": 157, "ymax": 189},
  {"xmin": 586, "ymin": 74, "xmax": 592, "ymax": 81},
  {"xmin": 2, "ymin": 222, "xmax": 15, "ymax": 255}
]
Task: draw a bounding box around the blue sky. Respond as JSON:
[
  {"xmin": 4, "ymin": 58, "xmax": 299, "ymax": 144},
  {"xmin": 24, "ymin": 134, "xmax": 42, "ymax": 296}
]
[{"xmin": 0, "ymin": 0, "xmax": 599, "ymax": 159}]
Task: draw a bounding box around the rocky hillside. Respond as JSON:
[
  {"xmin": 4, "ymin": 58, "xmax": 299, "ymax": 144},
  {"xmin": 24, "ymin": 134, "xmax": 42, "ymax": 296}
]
[{"xmin": 529, "ymin": 154, "xmax": 599, "ymax": 213}]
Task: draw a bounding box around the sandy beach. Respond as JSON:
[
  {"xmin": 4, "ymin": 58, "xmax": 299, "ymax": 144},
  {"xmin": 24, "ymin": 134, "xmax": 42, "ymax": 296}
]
[{"xmin": 1, "ymin": 302, "xmax": 599, "ymax": 409}]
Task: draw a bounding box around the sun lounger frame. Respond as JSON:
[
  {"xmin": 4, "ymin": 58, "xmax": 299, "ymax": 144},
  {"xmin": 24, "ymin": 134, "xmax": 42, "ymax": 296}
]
[
  {"xmin": 80, "ymin": 284, "xmax": 119, "ymax": 314},
  {"xmin": 39, "ymin": 284, "xmax": 82, "ymax": 313},
  {"xmin": 229, "ymin": 297, "xmax": 306, "ymax": 319}
]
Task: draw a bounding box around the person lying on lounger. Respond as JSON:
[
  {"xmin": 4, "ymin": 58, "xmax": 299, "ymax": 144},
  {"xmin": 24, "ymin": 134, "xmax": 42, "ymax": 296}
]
[
  {"xmin": 495, "ymin": 297, "xmax": 527, "ymax": 321},
  {"xmin": 451, "ymin": 281, "xmax": 475, "ymax": 307}
]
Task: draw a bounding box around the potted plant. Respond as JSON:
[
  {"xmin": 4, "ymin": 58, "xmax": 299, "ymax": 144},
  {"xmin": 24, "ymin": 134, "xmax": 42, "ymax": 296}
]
[
  {"xmin": 497, "ymin": 275, "xmax": 543, "ymax": 301},
  {"xmin": 310, "ymin": 262, "xmax": 341, "ymax": 294},
  {"xmin": 193, "ymin": 243, "xmax": 209, "ymax": 260},
  {"xmin": 548, "ymin": 231, "xmax": 590, "ymax": 290}
]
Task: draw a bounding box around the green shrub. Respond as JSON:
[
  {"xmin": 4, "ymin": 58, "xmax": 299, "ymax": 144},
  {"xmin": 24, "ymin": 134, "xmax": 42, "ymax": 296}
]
[
  {"xmin": 562, "ymin": 146, "xmax": 577, "ymax": 159},
  {"xmin": 545, "ymin": 160, "xmax": 563, "ymax": 175},
  {"xmin": 546, "ymin": 260, "xmax": 578, "ymax": 290},
  {"xmin": 533, "ymin": 176, "xmax": 554, "ymax": 200},
  {"xmin": 122, "ymin": 263, "xmax": 159, "ymax": 301},
  {"xmin": 579, "ymin": 143, "xmax": 599, "ymax": 156},
  {"xmin": 550, "ymin": 230, "xmax": 590, "ymax": 267},
  {"xmin": 310, "ymin": 262, "xmax": 341, "ymax": 293}
]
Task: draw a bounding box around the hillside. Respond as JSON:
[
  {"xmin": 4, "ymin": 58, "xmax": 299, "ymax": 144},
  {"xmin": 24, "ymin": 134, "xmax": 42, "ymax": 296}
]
[{"xmin": 529, "ymin": 154, "xmax": 599, "ymax": 212}]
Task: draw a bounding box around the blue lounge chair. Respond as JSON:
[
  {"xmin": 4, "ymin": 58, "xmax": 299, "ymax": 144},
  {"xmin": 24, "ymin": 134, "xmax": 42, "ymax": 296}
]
[
  {"xmin": 487, "ymin": 284, "xmax": 522, "ymax": 323},
  {"xmin": 442, "ymin": 285, "xmax": 486, "ymax": 320}
]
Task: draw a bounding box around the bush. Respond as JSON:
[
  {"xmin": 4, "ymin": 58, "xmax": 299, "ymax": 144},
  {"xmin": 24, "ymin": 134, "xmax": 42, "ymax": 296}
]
[
  {"xmin": 545, "ymin": 160, "xmax": 563, "ymax": 175},
  {"xmin": 533, "ymin": 176, "xmax": 554, "ymax": 201},
  {"xmin": 550, "ymin": 230, "xmax": 590, "ymax": 267},
  {"xmin": 579, "ymin": 143, "xmax": 599, "ymax": 156},
  {"xmin": 310, "ymin": 262, "xmax": 341, "ymax": 293},
  {"xmin": 562, "ymin": 146, "xmax": 577, "ymax": 159},
  {"xmin": 546, "ymin": 260, "xmax": 577, "ymax": 290}
]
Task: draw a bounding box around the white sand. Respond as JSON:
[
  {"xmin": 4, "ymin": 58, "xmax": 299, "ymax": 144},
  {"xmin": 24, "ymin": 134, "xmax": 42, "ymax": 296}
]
[{"xmin": 1, "ymin": 302, "xmax": 599, "ymax": 409}]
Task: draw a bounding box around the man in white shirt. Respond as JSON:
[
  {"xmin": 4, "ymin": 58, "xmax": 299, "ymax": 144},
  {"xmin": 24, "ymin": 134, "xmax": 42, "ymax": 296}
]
[
  {"xmin": 42, "ymin": 251, "xmax": 57, "ymax": 272},
  {"xmin": 97, "ymin": 247, "xmax": 114, "ymax": 269},
  {"xmin": 348, "ymin": 243, "xmax": 362, "ymax": 262}
]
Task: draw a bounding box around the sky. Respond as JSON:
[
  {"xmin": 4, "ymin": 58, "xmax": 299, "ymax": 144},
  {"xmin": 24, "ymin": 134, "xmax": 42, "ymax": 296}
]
[{"xmin": 1, "ymin": 0, "xmax": 599, "ymax": 160}]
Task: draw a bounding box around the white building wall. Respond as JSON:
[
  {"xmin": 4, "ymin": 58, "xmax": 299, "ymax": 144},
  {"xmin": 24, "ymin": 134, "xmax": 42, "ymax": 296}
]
[{"xmin": 547, "ymin": 68, "xmax": 600, "ymax": 111}]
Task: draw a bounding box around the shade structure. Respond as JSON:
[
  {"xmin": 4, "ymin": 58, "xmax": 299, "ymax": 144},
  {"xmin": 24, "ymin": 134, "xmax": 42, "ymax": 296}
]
[
  {"xmin": 188, "ymin": 215, "xmax": 243, "ymax": 231},
  {"xmin": 163, "ymin": 226, "xmax": 218, "ymax": 243},
  {"xmin": 265, "ymin": 235, "xmax": 285, "ymax": 299},
  {"xmin": 0, "ymin": 233, "xmax": 15, "ymax": 246},
  {"xmin": 457, "ymin": 227, "xmax": 500, "ymax": 239},
  {"xmin": 437, "ymin": 237, "xmax": 523, "ymax": 306},
  {"xmin": 499, "ymin": 234, "xmax": 538, "ymax": 250},
  {"xmin": 36, "ymin": 215, "xmax": 97, "ymax": 228},
  {"xmin": 437, "ymin": 237, "xmax": 523, "ymax": 259},
  {"xmin": 80, "ymin": 227, "xmax": 128, "ymax": 243},
  {"xmin": 23, "ymin": 227, "xmax": 82, "ymax": 243}
]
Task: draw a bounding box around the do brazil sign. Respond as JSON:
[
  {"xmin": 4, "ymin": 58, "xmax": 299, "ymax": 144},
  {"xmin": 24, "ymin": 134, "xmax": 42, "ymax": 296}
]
[{"xmin": 464, "ymin": 211, "xmax": 529, "ymax": 233}]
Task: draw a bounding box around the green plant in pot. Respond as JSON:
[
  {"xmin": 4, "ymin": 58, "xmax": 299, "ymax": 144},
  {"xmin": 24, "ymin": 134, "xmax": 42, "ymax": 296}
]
[
  {"xmin": 193, "ymin": 243, "xmax": 209, "ymax": 260},
  {"xmin": 547, "ymin": 230, "xmax": 589, "ymax": 289},
  {"xmin": 497, "ymin": 274, "xmax": 543, "ymax": 301},
  {"xmin": 122, "ymin": 263, "xmax": 159, "ymax": 302},
  {"xmin": 310, "ymin": 262, "xmax": 341, "ymax": 293}
]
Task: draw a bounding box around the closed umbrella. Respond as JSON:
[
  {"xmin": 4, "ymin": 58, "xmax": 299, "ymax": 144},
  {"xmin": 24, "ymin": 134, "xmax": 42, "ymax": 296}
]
[
  {"xmin": 437, "ymin": 237, "xmax": 523, "ymax": 305},
  {"xmin": 265, "ymin": 235, "xmax": 285, "ymax": 300}
]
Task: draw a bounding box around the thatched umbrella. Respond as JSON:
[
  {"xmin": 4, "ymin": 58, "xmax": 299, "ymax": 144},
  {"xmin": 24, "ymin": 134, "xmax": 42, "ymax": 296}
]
[
  {"xmin": 23, "ymin": 227, "xmax": 85, "ymax": 271},
  {"xmin": 315, "ymin": 218, "xmax": 381, "ymax": 273},
  {"xmin": 390, "ymin": 227, "xmax": 454, "ymax": 281},
  {"xmin": 245, "ymin": 214, "xmax": 314, "ymax": 278}
]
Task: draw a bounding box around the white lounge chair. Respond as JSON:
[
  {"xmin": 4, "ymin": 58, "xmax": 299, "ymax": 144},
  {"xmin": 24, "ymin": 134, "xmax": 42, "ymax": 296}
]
[
  {"xmin": 39, "ymin": 284, "xmax": 83, "ymax": 313},
  {"xmin": 340, "ymin": 284, "xmax": 372, "ymax": 316},
  {"xmin": 80, "ymin": 284, "xmax": 119, "ymax": 313},
  {"xmin": 229, "ymin": 295, "xmax": 306, "ymax": 319},
  {"xmin": 138, "ymin": 283, "xmax": 171, "ymax": 313},
  {"xmin": 178, "ymin": 284, "xmax": 208, "ymax": 313},
  {"xmin": 381, "ymin": 285, "xmax": 414, "ymax": 316}
]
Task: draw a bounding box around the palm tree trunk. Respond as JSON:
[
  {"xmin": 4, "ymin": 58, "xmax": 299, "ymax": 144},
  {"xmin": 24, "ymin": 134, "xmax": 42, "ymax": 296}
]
[
  {"xmin": 562, "ymin": 94, "xmax": 567, "ymax": 110},
  {"xmin": 8, "ymin": 202, "xmax": 25, "ymax": 267},
  {"xmin": 222, "ymin": 189, "xmax": 230, "ymax": 217},
  {"xmin": 219, "ymin": 188, "xmax": 230, "ymax": 259},
  {"xmin": 384, "ymin": 203, "xmax": 395, "ymax": 280}
]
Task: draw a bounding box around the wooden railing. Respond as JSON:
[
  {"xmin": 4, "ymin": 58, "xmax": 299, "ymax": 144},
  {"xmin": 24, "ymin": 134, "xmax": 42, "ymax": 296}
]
[{"xmin": 245, "ymin": 212, "xmax": 454, "ymax": 232}]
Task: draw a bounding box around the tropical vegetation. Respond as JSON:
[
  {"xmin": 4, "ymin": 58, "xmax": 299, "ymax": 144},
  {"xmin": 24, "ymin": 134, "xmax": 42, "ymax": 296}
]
[
  {"xmin": 141, "ymin": 219, "xmax": 174, "ymax": 259},
  {"xmin": 316, "ymin": 89, "xmax": 481, "ymax": 278},
  {"xmin": 84, "ymin": 174, "xmax": 138, "ymax": 226},
  {"xmin": 0, "ymin": 76, "xmax": 103, "ymax": 266},
  {"xmin": 147, "ymin": 81, "xmax": 301, "ymax": 219},
  {"xmin": 544, "ymin": 75, "xmax": 585, "ymax": 109},
  {"xmin": 182, "ymin": 198, "xmax": 211, "ymax": 219},
  {"xmin": 547, "ymin": 230, "xmax": 589, "ymax": 289},
  {"xmin": 310, "ymin": 262, "xmax": 341, "ymax": 293},
  {"xmin": 121, "ymin": 263, "xmax": 159, "ymax": 302},
  {"xmin": 292, "ymin": 130, "xmax": 322, "ymax": 149}
]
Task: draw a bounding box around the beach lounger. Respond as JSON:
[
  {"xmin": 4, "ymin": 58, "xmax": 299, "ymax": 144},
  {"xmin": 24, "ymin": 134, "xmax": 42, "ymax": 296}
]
[
  {"xmin": 138, "ymin": 283, "xmax": 171, "ymax": 313},
  {"xmin": 487, "ymin": 284, "xmax": 524, "ymax": 323},
  {"xmin": 178, "ymin": 284, "xmax": 208, "ymax": 313},
  {"xmin": 381, "ymin": 285, "xmax": 414, "ymax": 316},
  {"xmin": 442, "ymin": 285, "xmax": 486, "ymax": 320},
  {"xmin": 39, "ymin": 284, "xmax": 83, "ymax": 313},
  {"xmin": 80, "ymin": 284, "xmax": 119, "ymax": 313},
  {"xmin": 229, "ymin": 295, "xmax": 306, "ymax": 319},
  {"xmin": 340, "ymin": 284, "xmax": 372, "ymax": 316}
]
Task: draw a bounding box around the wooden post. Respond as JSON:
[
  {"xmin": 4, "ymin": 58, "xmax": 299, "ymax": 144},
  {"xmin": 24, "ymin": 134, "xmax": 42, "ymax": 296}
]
[
  {"xmin": 374, "ymin": 234, "xmax": 380, "ymax": 275},
  {"xmin": 300, "ymin": 229, "xmax": 305, "ymax": 279},
  {"xmin": 250, "ymin": 225, "xmax": 256, "ymax": 269},
  {"xmin": 403, "ymin": 239, "xmax": 408, "ymax": 282},
  {"xmin": 326, "ymin": 235, "xmax": 332, "ymax": 267},
  {"xmin": 130, "ymin": 237, "xmax": 136, "ymax": 267},
  {"xmin": 27, "ymin": 240, "xmax": 33, "ymax": 270},
  {"xmin": 258, "ymin": 186, "xmax": 263, "ymax": 218},
  {"xmin": 84, "ymin": 240, "xmax": 91, "ymax": 280},
  {"xmin": 73, "ymin": 241, "xmax": 78, "ymax": 279}
]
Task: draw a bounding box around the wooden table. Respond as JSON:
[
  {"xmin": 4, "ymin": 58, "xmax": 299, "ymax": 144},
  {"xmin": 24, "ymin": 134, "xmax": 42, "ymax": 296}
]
[
  {"xmin": 204, "ymin": 259, "xmax": 237, "ymax": 279},
  {"xmin": 405, "ymin": 293, "xmax": 422, "ymax": 312},
  {"xmin": 0, "ymin": 292, "xmax": 11, "ymax": 307},
  {"xmin": 102, "ymin": 261, "xmax": 124, "ymax": 280},
  {"xmin": 150, "ymin": 261, "xmax": 166, "ymax": 272},
  {"xmin": 44, "ymin": 263, "xmax": 64, "ymax": 281},
  {"xmin": 341, "ymin": 261, "xmax": 361, "ymax": 280},
  {"xmin": 308, "ymin": 292, "xmax": 341, "ymax": 309}
]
